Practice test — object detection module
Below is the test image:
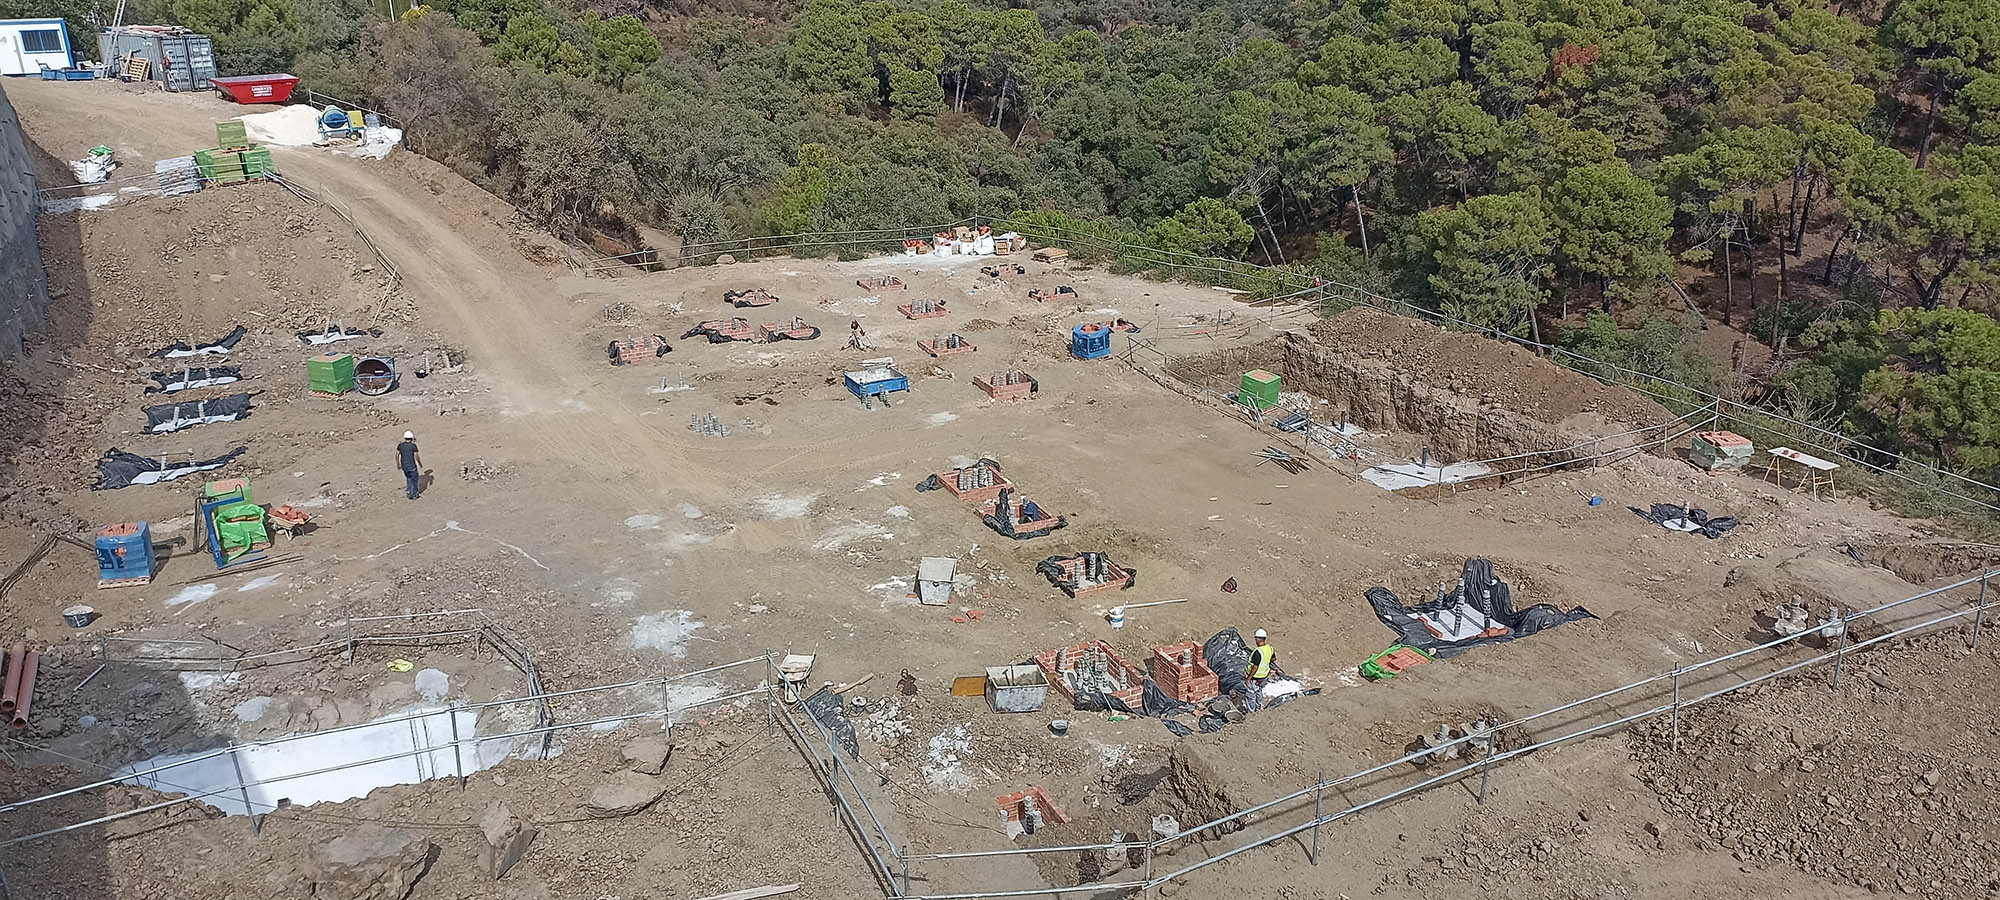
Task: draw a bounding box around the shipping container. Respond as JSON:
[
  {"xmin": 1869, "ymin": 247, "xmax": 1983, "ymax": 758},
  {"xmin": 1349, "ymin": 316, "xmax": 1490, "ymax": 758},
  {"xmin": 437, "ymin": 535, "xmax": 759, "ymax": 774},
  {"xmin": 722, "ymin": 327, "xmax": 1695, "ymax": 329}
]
[{"xmin": 99, "ymin": 26, "xmax": 215, "ymax": 91}]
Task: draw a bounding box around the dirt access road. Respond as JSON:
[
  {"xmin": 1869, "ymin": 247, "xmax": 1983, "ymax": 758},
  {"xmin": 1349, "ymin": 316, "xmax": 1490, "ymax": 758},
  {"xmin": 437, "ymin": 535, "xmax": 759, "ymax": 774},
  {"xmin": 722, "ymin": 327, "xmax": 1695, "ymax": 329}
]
[{"xmin": 6, "ymin": 77, "xmax": 1996, "ymax": 900}]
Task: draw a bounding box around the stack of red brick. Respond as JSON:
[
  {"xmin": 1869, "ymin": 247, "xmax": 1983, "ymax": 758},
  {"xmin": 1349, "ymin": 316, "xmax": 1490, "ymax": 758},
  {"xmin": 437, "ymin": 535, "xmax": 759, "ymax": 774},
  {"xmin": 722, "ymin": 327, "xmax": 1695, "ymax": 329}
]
[
  {"xmin": 1150, "ymin": 640, "xmax": 1220, "ymax": 703},
  {"xmin": 975, "ymin": 370, "xmax": 1036, "ymax": 402},
  {"xmin": 608, "ymin": 335, "xmax": 670, "ymax": 365}
]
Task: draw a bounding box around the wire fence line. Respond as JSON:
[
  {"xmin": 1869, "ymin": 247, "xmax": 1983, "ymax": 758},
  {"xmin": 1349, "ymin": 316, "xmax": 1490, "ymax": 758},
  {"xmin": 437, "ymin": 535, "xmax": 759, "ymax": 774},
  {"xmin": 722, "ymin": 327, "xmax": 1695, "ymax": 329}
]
[
  {"xmin": 581, "ymin": 215, "xmax": 2000, "ymax": 519},
  {"xmin": 846, "ymin": 569, "xmax": 1997, "ymax": 899},
  {"xmin": 7, "ymin": 580, "xmax": 1995, "ymax": 896}
]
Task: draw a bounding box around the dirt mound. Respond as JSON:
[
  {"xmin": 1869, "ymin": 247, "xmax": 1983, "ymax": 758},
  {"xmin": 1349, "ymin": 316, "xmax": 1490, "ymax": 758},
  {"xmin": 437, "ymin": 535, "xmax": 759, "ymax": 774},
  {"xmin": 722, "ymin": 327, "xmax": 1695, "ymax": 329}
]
[
  {"xmin": 1309, "ymin": 307, "xmax": 1669, "ymax": 427},
  {"xmin": 1629, "ymin": 631, "xmax": 2000, "ymax": 897},
  {"xmin": 1843, "ymin": 537, "xmax": 2000, "ymax": 583}
]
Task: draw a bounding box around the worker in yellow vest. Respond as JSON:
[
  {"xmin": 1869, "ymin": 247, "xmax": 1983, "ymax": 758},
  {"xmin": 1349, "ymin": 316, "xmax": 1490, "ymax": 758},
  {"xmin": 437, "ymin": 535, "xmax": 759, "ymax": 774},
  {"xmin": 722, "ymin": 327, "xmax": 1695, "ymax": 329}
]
[{"xmin": 1246, "ymin": 628, "xmax": 1275, "ymax": 710}]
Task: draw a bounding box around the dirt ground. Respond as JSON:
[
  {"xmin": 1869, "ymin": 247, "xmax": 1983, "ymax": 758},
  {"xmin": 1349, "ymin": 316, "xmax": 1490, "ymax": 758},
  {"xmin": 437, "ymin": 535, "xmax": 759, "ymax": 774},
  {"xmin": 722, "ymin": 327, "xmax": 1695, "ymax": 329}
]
[{"xmin": 2, "ymin": 77, "xmax": 1996, "ymax": 900}]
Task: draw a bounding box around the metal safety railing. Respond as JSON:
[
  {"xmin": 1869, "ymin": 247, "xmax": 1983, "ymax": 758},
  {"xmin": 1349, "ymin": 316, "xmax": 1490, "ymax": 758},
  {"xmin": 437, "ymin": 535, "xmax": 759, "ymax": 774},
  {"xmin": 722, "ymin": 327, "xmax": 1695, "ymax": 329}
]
[
  {"xmin": 5, "ymin": 577, "xmax": 1992, "ymax": 894},
  {"xmin": 865, "ymin": 569, "xmax": 1997, "ymax": 898}
]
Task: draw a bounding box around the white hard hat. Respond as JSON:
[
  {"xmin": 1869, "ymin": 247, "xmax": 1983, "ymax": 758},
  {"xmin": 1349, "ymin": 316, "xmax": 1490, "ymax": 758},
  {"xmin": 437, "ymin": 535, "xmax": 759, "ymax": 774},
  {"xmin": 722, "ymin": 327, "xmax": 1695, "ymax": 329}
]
[
  {"xmin": 403, "ymin": 431, "xmax": 414, "ymax": 439},
  {"xmin": 1253, "ymin": 628, "xmax": 1268, "ymax": 639}
]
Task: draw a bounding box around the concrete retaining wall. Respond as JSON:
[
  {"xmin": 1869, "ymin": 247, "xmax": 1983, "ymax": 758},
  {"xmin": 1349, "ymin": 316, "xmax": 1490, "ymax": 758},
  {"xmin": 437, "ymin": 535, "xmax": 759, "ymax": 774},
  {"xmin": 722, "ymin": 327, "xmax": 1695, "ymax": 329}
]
[{"xmin": 0, "ymin": 85, "xmax": 50, "ymax": 359}]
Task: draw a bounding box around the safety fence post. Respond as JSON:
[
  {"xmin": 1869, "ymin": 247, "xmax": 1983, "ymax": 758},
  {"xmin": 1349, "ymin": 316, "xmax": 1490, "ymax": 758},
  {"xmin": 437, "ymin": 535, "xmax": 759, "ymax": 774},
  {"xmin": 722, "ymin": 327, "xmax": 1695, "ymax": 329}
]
[
  {"xmin": 1830, "ymin": 612, "xmax": 1850, "ymax": 691},
  {"xmin": 228, "ymin": 747, "xmax": 259, "ymax": 835},
  {"xmin": 1670, "ymin": 666, "xmax": 1682, "ymax": 752},
  {"xmin": 1310, "ymin": 772, "xmax": 1322, "ymax": 865},
  {"xmin": 1142, "ymin": 837, "xmax": 1156, "ymax": 900},
  {"xmin": 900, "ymin": 850, "xmax": 911, "ymax": 897},
  {"xmin": 448, "ymin": 705, "xmax": 465, "ymax": 791},
  {"xmin": 1973, "ymin": 572, "xmax": 1989, "ymax": 651},
  {"xmin": 1477, "ymin": 732, "xmax": 1496, "ymax": 803}
]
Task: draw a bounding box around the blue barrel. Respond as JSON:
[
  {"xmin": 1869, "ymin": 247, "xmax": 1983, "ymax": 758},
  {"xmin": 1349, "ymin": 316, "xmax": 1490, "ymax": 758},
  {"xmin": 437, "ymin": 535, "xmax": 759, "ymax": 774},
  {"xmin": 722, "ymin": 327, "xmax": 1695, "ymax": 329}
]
[
  {"xmin": 1071, "ymin": 323, "xmax": 1112, "ymax": 360},
  {"xmin": 96, "ymin": 522, "xmax": 154, "ymax": 583}
]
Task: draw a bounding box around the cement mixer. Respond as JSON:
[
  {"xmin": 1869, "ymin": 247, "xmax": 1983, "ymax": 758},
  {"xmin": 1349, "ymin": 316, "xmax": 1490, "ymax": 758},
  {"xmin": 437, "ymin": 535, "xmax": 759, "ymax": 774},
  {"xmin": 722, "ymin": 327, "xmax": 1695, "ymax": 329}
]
[{"xmin": 317, "ymin": 105, "xmax": 358, "ymax": 140}]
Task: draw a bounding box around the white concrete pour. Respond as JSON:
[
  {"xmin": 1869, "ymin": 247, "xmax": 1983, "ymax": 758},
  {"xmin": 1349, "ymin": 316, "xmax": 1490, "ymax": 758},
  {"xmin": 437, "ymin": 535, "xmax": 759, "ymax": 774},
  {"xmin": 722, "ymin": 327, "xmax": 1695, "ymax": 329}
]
[
  {"xmin": 116, "ymin": 706, "xmax": 509, "ymax": 816},
  {"xmin": 1360, "ymin": 461, "xmax": 1495, "ymax": 491},
  {"xmin": 630, "ymin": 610, "xmax": 705, "ymax": 657}
]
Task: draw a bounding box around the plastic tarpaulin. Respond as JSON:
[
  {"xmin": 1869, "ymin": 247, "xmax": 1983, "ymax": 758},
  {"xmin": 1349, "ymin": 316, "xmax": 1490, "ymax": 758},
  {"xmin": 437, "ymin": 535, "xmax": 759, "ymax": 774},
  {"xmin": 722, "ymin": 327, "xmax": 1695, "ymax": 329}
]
[
  {"xmin": 1365, "ymin": 559, "xmax": 1594, "ymax": 658},
  {"xmin": 150, "ymin": 325, "xmax": 246, "ymax": 358},
  {"xmin": 1634, "ymin": 503, "xmax": 1742, "ymax": 539},
  {"xmin": 143, "ymin": 393, "xmax": 252, "ymax": 433},
  {"xmin": 1068, "ymin": 673, "xmax": 1184, "ymax": 719},
  {"xmin": 93, "ymin": 447, "xmax": 247, "ymax": 490},
  {"xmin": 296, "ymin": 325, "xmax": 381, "ymax": 346},
  {"xmin": 145, "ymin": 366, "xmax": 241, "ymax": 393}
]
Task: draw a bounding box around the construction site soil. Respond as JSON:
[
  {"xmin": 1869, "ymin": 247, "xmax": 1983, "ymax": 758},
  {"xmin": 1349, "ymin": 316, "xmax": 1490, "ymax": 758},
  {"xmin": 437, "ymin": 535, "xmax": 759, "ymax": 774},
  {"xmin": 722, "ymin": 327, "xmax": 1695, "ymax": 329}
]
[{"xmin": 1, "ymin": 78, "xmax": 1995, "ymax": 900}]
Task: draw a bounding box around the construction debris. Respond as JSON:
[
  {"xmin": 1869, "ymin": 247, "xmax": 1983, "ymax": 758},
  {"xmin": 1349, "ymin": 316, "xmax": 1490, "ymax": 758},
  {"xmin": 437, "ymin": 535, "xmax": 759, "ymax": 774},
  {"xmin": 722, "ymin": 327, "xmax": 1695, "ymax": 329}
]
[
  {"xmin": 1036, "ymin": 553, "xmax": 1134, "ymax": 598},
  {"xmin": 1254, "ymin": 447, "xmax": 1310, "ymax": 474},
  {"xmin": 726, "ymin": 288, "xmax": 779, "ymax": 308}
]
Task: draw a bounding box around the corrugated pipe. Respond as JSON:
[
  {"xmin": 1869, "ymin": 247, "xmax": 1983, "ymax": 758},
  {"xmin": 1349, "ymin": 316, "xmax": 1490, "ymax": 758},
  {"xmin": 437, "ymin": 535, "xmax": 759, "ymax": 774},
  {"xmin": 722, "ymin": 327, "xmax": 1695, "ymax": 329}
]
[
  {"xmin": 0, "ymin": 641, "xmax": 24, "ymax": 715},
  {"xmin": 10, "ymin": 651, "xmax": 37, "ymax": 728}
]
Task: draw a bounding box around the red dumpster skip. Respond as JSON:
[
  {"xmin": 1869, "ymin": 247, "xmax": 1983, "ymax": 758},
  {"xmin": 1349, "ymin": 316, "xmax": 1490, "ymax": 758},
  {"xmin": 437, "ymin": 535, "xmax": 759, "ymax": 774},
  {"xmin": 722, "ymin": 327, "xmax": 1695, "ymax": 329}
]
[{"xmin": 212, "ymin": 74, "xmax": 300, "ymax": 104}]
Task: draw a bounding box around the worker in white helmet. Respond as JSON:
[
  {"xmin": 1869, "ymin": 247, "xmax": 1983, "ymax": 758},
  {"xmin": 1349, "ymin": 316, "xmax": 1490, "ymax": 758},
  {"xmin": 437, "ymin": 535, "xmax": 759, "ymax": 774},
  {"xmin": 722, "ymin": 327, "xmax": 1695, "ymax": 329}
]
[
  {"xmin": 1245, "ymin": 628, "xmax": 1275, "ymax": 710},
  {"xmin": 395, "ymin": 430, "xmax": 424, "ymax": 500}
]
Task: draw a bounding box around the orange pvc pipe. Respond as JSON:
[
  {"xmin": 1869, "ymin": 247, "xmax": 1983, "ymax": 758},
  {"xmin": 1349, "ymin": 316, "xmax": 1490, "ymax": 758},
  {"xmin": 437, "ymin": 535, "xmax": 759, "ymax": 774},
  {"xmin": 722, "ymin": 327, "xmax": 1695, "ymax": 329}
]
[
  {"xmin": 10, "ymin": 651, "xmax": 38, "ymax": 728},
  {"xmin": 0, "ymin": 641, "xmax": 23, "ymax": 716}
]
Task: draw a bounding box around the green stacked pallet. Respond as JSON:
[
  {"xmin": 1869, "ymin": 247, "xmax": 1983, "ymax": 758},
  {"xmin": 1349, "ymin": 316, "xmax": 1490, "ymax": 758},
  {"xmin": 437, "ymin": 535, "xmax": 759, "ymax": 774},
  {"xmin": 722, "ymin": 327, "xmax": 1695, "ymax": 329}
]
[
  {"xmin": 195, "ymin": 148, "xmax": 247, "ymax": 184},
  {"xmin": 242, "ymin": 147, "xmax": 274, "ymax": 178},
  {"xmin": 215, "ymin": 120, "xmax": 250, "ymax": 149},
  {"xmin": 1240, "ymin": 369, "xmax": 1282, "ymax": 410},
  {"xmin": 308, "ymin": 352, "xmax": 356, "ymax": 395}
]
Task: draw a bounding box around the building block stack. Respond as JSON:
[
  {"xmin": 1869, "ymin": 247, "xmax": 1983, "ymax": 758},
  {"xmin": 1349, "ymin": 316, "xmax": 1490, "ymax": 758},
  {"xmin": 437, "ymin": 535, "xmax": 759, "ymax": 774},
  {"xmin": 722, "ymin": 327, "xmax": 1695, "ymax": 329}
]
[
  {"xmin": 195, "ymin": 121, "xmax": 276, "ymax": 185},
  {"xmin": 1239, "ymin": 370, "xmax": 1282, "ymax": 410},
  {"xmin": 155, "ymin": 156, "xmax": 202, "ymax": 196},
  {"xmin": 94, "ymin": 522, "xmax": 155, "ymax": 589},
  {"xmin": 307, "ymin": 352, "xmax": 356, "ymax": 396}
]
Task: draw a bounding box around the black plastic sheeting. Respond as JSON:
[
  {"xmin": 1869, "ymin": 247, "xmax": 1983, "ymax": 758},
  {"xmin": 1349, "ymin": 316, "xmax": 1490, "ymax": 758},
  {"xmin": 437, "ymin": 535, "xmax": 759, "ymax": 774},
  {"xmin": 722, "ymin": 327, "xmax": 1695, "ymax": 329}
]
[
  {"xmin": 982, "ymin": 487, "xmax": 1067, "ymax": 540},
  {"xmin": 1634, "ymin": 503, "xmax": 1742, "ymax": 539},
  {"xmin": 1365, "ymin": 559, "xmax": 1595, "ymax": 658},
  {"xmin": 149, "ymin": 325, "xmax": 246, "ymax": 358},
  {"xmin": 144, "ymin": 366, "xmax": 241, "ymax": 393},
  {"xmin": 1069, "ymin": 673, "xmax": 1184, "ymax": 719},
  {"xmin": 94, "ymin": 446, "xmax": 247, "ymax": 490},
  {"xmin": 143, "ymin": 393, "xmax": 252, "ymax": 433},
  {"xmin": 801, "ymin": 685, "xmax": 860, "ymax": 759},
  {"xmin": 1036, "ymin": 553, "xmax": 1137, "ymax": 597},
  {"xmin": 682, "ymin": 322, "xmax": 742, "ymax": 343},
  {"xmin": 767, "ymin": 325, "xmax": 821, "ymax": 341}
]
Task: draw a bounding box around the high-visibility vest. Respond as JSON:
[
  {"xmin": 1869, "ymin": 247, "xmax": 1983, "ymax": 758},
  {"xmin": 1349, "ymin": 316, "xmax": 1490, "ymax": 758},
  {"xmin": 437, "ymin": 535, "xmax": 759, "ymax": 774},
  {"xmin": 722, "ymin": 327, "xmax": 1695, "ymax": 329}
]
[{"xmin": 1249, "ymin": 644, "xmax": 1273, "ymax": 679}]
